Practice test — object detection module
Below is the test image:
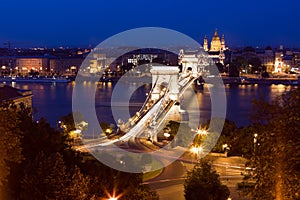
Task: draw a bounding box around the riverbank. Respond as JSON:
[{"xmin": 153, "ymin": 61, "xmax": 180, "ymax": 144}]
[
  {"xmin": 0, "ymin": 76, "xmax": 70, "ymax": 83},
  {"xmin": 222, "ymin": 77, "xmax": 299, "ymax": 85},
  {"xmin": 2, "ymin": 74, "xmax": 299, "ymax": 86}
]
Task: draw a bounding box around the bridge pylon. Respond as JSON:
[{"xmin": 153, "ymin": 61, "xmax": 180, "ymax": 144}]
[{"xmin": 150, "ymin": 66, "xmax": 180, "ymax": 101}]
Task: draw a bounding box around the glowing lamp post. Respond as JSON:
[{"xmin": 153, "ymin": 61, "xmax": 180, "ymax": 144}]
[
  {"xmin": 192, "ymin": 127, "xmax": 208, "ymax": 136},
  {"xmin": 197, "ymin": 129, "xmax": 207, "ymax": 136},
  {"xmin": 191, "ymin": 146, "xmax": 203, "ymax": 162}
]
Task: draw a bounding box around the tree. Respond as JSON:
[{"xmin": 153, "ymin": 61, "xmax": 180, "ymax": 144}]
[
  {"xmin": 60, "ymin": 112, "xmax": 85, "ymax": 133},
  {"xmin": 7, "ymin": 115, "xmax": 80, "ymax": 199},
  {"xmin": 4, "ymin": 108, "xmax": 158, "ymax": 199},
  {"xmin": 65, "ymin": 166, "xmax": 90, "ymax": 200},
  {"xmin": 0, "ymin": 108, "xmax": 23, "ymax": 198},
  {"xmin": 20, "ymin": 152, "xmax": 68, "ymax": 199},
  {"xmin": 79, "ymin": 155, "xmax": 158, "ymax": 200},
  {"xmin": 123, "ymin": 186, "xmax": 159, "ymax": 200},
  {"xmin": 20, "ymin": 152, "xmax": 90, "ymax": 200},
  {"xmin": 228, "ymin": 126, "xmax": 254, "ymax": 158},
  {"xmin": 228, "ymin": 62, "xmax": 240, "ymax": 77},
  {"xmin": 248, "ymin": 57, "xmax": 262, "ymax": 73},
  {"xmin": 201, "ymin": 118, "xmax": 237, "ymax": 153},
  {"xmin": 166, "ymin": 121, "xmax": 193, "ymax": 147},
  {"xmin": 184, "ymin": 159, "xmax": 230, "ymax": 200},
  {"xmin": 20, "ymin": 117, "xmax": 71, "ymax": 161},
  {"xmin": 251, "ymin": 89, "xmax": 300, "ymax": 199}
]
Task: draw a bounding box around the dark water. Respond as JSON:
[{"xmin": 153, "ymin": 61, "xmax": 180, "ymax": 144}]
[{"xmin": 7, "ymin": 81, "xmax": 297, "ymax": 128}]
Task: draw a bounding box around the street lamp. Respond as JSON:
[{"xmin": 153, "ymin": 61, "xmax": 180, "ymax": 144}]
[
  {"xmin": 192, "ymin": 127, "xmax": 208, "ymax": 136},
  {"xmin": 197, "ymin": 129, "xmax": 207, "ymax": 135},
  {"xmin": 190, "ymin": 146, "xmax": 203, "ymax": 161}
]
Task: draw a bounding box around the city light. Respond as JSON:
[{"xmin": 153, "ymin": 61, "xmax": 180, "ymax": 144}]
[
  {"xmin": 197, "ymin": 129, "xmax": 207, "ymax": 135},
  {"xmin": 69, "ymin": 129, "xmax": 82, "ymax": 139},
  {"xmin": 164, "ymin": 132, "xmax": 171, "ymax": 137},
  {"xmin": 190, "ymin": 146, "xmax": 203, "ymax": 156},
  {"xmin": 222, "ymin": 144, "xmax": 228, "ymax": 151},
  {"xmin": 104, "ymin": 189, "xmax": 123, "ymax": 200},
  {"xmin": 191, "ymin": 127, "xmax": 208, "ymax": 136},
  {"xmin": 105, "ymin": 128, "xmax": 112, "ymax": 134}
]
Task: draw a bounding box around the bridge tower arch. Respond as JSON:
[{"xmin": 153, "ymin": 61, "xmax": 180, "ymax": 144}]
[
  {"xmin": 180, "ymin": 52, "xmax": 199, "ymax": 77},
  {"xmin": 150, "ymin": 66, "xmax": 180, "ymax": 101}
]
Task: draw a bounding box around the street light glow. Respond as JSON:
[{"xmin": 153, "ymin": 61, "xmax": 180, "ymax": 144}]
[
  {"xmin": 192, "ymin": 127, "xmax": 208, "ymax": 136},
  {"xmin": 190, "ymin": 146, "xmax": 203, "ymax": 155},
  {"xmin": 191, "ymin": 146, "xmax": 198, "ymax": 154},
  {"xmin": 197, "ymin": 129, "xmax": 207, "ymax": 135}
]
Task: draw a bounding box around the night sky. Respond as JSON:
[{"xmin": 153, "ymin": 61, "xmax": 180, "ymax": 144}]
[{"xmin": 1, "ymin": 0, "xmax": 300, "ymax": 48}]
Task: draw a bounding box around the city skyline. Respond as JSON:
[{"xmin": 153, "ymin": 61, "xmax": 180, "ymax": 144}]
[{"xmin": 1, "ymin": 0, "xmax": 300, "ymax": 48}]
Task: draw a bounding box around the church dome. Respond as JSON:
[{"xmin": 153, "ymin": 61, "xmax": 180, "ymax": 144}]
[
  {"xmin": 212, "ymin": 30, "xmax": 220, "ymax": 41},
  {"xmin": 210, "ymin": 29, "xmax": 221, "ymax": 52}
]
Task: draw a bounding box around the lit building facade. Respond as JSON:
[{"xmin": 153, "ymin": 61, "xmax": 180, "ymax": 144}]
[
  {"xmin": 16, "ymin": 57, "xmax": 49, "ymax": 75},
  {"xmin": 203, "ymin": 29, "xmax": 226, "ymax": 64},
  {"xmin": 274, "ymin": 51, "xmax": 293, "ymax": 73}
]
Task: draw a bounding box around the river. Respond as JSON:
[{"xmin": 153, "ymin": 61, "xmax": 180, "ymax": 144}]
[{"xmin": 7, "ymin": 81, "xmax": 297, "ymax": 128}]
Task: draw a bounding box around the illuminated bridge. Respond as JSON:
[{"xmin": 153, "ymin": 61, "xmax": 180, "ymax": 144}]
[{"xmin": 82, "ymin": 49, "xmax": 212, "ymax": 148}]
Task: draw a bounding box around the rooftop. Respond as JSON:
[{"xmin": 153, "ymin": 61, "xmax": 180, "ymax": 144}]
[{"xmin": 0, "ymin": 84, "xmax": 32, "ymax": 102}]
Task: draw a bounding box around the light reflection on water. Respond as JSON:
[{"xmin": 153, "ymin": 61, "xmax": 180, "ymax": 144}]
[{"xmin": 6, "ymin": 81, "xmax": 297, "ymax": 127}]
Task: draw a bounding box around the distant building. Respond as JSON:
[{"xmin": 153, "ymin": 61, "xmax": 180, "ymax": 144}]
[
  {"xmin": 231, "ymin": 46, "xmax": 276, "ymax": 73},
  {"xmin": 0, "ymin": 55, "xmax": 85, "ymax": 76},
  {"xmin": 49, "ymin": 57, "xmax": 84, "ymax": 75},
  {"xmin": 89, "ymin": 52, "xmax": 107, "ymax": 73},
  {"xmin": 0, "ymin": 56, "xmax": 16, "ymax": 75},
  {"xmin": 256, "ymin": 46, "xmax": 275, "ymax": 72},
  {"xmin": 15, "ymin": 56, "xmax": 50, "ymax": 75},
  {"xmin": 0, "ymin": 84, "xmax": 32, "ymax": 111},
  {"xmin": 203, "ymin": 29, "xmax": 226, "ymax": 64},
  {"xmin": 293, "ymin": 52, "xmax": 300, "ymax": 68},
  {"xmin": 274, "ymin": 49, "xmax": 293, "ymax": 73}
]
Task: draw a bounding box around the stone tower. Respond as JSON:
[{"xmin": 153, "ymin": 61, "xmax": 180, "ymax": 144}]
[
  {"xmin": 221, "ymin": 34, "xmax": 225, "ymax": 50},
  {"xmin": 203, "ymin": 35, "xmax": 208, "ymax": 51}
]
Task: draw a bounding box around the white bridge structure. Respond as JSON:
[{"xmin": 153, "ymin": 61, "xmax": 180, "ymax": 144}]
[{"xmin": 84, "ymin": 49, "xmax": 212, "ymax": 148}]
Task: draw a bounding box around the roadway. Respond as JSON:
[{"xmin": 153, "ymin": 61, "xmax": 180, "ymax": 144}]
[
  {"xmin": 144, "ymin": 160, "xmax": 186, "ymax": 200},
  {"xmin": 144, "ymin": 156, "xmax": 247, "ymax": 200}
]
